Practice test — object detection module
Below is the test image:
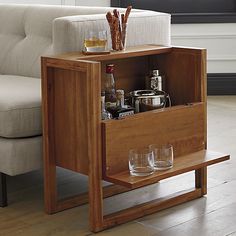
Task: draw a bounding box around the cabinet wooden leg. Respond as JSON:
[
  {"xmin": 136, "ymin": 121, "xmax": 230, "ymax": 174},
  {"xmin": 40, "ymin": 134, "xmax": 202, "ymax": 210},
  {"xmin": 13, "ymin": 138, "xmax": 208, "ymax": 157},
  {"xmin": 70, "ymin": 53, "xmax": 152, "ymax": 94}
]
[
  {"xmin": 87, "ymin": 62, "xmax": 104, "ymax": 232},
  {"xmin": 44, "ymin": 163, "xmax": 57, "ymax": 214},
  {"xmin": 89, "ymin": 172, "xmax": 104, "ymax": 232},
  {"xmin": 88, "ymin": 127, "xmax": 104, "ymax": 232},
  {"xmin": 0, "ymin": 173, "xmax": 7, "ymax": 207},
  {"xmin": 195, "ymin": 167, "xmax": 207, "ymax": 195}
]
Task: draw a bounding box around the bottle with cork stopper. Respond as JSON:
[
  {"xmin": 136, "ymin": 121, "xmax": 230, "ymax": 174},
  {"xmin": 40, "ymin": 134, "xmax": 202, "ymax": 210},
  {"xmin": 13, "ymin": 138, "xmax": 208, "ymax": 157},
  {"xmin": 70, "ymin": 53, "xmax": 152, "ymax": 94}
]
[{"xmin": 104, "ymin": 64, "xmax": 116, "ymax": 108}]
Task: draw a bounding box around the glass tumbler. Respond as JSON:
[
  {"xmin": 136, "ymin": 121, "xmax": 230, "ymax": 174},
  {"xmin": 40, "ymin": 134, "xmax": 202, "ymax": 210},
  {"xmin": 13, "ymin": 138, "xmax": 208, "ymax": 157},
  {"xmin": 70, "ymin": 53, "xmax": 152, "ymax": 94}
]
[
  {"xmin": 128, "ymin": 148, "xmax": 154, "ymax": 176},
  {"xmin": 84, "ymin": 30, "xmax": 108, "ymax": 52},
  {"xmin": 149, "ymin": 144, "xmax": 174, "ymax": 170}
]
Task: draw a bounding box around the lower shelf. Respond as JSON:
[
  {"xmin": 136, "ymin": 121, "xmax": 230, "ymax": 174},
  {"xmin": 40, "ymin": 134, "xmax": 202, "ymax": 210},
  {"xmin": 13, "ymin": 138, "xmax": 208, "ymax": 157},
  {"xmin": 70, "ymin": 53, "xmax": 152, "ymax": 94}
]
[
  {"xmin": 103, "ymin": 187, "xmax": 202, "ymax": 229},
  {"xmin": 104, "ymin": 150, "xmax": 230, "ymax": 188}
]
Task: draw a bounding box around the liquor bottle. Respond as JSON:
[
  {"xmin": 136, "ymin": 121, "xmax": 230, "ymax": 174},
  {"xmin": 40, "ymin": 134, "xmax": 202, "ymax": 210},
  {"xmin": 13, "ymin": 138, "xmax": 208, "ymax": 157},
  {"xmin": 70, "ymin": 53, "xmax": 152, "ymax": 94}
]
[
  {"xmin": 107, "ymin": 90, "xmax": 135, "ymax": 119},
  {"xmin": 101, "ymin": 91, "xmax": 112, "ymax": 120},
  {"xmin": 104, "ymin": 64, "xmax": 116, "ymax": 108}
]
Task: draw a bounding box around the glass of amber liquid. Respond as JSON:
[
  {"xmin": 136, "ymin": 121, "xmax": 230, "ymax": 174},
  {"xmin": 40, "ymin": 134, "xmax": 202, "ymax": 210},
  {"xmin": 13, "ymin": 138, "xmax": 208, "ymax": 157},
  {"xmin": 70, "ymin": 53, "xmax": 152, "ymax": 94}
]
[{"xmin": 84, "ymin": 30, "xmax": 108, "ymax": 52}]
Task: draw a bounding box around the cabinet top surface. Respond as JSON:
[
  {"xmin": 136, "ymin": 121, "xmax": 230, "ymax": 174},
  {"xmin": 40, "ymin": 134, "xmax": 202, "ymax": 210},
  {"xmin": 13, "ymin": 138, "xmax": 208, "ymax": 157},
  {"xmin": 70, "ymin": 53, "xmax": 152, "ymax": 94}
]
[{"xmin": 44, "ymin": 45, "xmax": 172, "ymax": 62}]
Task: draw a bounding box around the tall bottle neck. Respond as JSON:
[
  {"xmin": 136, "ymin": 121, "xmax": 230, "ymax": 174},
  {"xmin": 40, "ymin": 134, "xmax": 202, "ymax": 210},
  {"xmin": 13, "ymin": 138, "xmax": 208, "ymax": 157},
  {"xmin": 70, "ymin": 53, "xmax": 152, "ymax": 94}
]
[
  {"xmin": 106, "ymin": 72, "xmax": 115, "ymax": 82},
  {"xmin": 105, "ymin": 73, "xmax": 115, "ymax": 91},
  {"xmin": 101, "ymin": 94, "xmax": 106, "ymax": 111}
]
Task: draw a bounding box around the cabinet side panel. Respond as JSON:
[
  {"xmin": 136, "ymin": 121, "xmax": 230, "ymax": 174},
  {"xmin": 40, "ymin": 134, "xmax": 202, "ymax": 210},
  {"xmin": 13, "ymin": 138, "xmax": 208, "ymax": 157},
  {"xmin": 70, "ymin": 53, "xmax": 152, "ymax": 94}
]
[
  {"xmin": 103, "ymin": 103, "xmax": 205, "ymax": 175},
  {"xmin": 51, "ymin": 68, "xmax": 89, "ymax": 174},
  {"xmin": 151, "ymin": 48, "xmax": 206, "ymax": 106}
]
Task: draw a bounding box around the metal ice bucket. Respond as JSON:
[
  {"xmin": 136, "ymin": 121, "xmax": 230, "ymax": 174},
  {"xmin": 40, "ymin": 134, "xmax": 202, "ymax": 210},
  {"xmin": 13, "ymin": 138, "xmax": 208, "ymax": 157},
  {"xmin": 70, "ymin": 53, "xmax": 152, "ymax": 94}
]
[{"xmin": 129, "ymin": 90, "xmax": 170, "ymax": 113}]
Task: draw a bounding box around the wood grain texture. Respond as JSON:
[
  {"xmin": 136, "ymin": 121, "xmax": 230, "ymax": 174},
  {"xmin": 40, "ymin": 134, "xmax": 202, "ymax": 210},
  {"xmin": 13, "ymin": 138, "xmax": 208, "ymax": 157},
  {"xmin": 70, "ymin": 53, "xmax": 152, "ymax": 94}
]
[
  {"xmin": 85, "ymin": 62, "xmax": 104, "ymax": 232},
  {"xmin": 53, "ymin": 68, "xmax": 89, "ymax": 173},
  {"xmin": 45, "ymin": 45, "xmax": 172, "ymax": 63},
  {"xmin": 41, "ymin": 58, "xmax": 57, "ymax": 214},
  {"xmin": 201, "ymin": 49, "xmax": 208, "ymax": 149},
  {"xmin": 0, "ymin": 96, "xmax": 234, "ymax": 236},
  {"xmin": 104, "ymin": 150, "xmax": 230, "ymax": 188},
  {"xmin": 154, "ymin": 47, "xmax": 206, "ymax": 106},
  {"xmin": 195, "ymin": 167, "xmax": 207, "ymax": 195},
  {"xmin": 55, "ymin": 185, "xmax": 130, "ymax": 213},
  {"xmin": 103, "ymin": 188, "xmax": 202, "ymax": 229},
  {"xmin": 41, "ymin": 45, "xmax": 230, "ymax": 233},
  {"xmin": 101, "ymin": 57, "xmax": 148, "ymax": 93},
  {"xmin": 103, "ymin": 103, "xmax": 205, "ymax": 176},
  {"xmin": 42, "ymin": 57, "xmax": 101, "ymax": 215}
]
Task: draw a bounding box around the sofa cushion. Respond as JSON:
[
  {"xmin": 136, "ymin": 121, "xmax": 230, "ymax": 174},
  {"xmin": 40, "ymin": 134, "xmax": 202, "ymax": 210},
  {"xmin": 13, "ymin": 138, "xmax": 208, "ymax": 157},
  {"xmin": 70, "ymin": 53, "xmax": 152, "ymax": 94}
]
[
  {"xmin": 0, "ymin": 4, "xmax": 170, "ymax": 78},
  {"xmin": 0, "ymin": 75, "xmax": 41, "ymax": 138},
  {"xmin": 0, "ymin": 136, "xmax": 42, "ymax": 176},
  {"xmin": 0, "ymin": 5, "xmax": 127, "ymax": 78},
  {"xmin": 53, "ymin": 11, "xmax": 170, "ymax": 54}
]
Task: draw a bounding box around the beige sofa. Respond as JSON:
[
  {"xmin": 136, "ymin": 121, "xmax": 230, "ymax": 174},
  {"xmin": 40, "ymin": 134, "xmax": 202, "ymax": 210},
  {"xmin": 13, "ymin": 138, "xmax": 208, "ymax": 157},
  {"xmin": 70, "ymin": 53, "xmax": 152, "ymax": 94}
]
[{"xmin": 0, "ymin": 4, "xmax": 170, "ymax": 206}]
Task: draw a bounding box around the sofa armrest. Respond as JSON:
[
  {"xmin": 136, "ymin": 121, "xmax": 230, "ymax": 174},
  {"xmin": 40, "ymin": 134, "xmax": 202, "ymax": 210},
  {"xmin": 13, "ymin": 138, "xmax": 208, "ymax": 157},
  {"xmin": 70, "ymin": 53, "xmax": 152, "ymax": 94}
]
[{"xmin": 52, "ymin": 11, "xmax": 170, "ymax": 54}]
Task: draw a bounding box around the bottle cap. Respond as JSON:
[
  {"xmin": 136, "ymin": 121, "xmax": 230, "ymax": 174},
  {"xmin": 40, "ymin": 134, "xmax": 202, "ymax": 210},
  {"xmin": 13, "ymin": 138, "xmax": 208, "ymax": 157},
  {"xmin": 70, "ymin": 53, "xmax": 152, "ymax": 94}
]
[
  {"xmin": 116, "ymin": 90, "xmax": 124, "ymax": 100},
  {"xmin": 116, "ymin": 89, "xmax": 124, "ymax": 95},
  {"xmin": 152, "ymin": 70, "xmax": 159, "ymax": 76},
  {"xmin": 106, "ymin": 64, "xmax": 114, "ymax": 73}
]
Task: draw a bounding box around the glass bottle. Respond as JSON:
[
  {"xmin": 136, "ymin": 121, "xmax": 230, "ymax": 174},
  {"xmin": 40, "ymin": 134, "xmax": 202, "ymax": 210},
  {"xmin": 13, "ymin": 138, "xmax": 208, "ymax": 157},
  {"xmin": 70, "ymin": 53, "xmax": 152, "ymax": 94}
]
[
  {"xmin": 104, "ymin": 64, "xmax": 116, "ymax": 108},
  {"xmin": 101, "ymin": 91, "xmax": 112, "ymax": 120}
]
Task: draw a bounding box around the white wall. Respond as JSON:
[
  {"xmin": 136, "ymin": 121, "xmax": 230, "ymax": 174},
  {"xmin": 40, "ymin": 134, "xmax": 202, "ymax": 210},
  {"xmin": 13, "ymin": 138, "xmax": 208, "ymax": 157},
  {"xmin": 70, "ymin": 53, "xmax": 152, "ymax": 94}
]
[
  {"xmin": 171, "ymin": 23, "xmax": 236, "ymax": 73},
  {"xmin": 0, "ymin": 0, "xmax": 110, "ymax": 6}
]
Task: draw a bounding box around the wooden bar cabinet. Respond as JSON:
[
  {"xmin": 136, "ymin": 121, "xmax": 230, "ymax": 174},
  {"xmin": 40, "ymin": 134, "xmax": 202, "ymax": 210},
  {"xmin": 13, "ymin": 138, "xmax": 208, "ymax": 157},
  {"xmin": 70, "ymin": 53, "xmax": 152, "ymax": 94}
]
[{"xmin": 41, "ymin": 45, "xmax": 230, "ymax": 233}]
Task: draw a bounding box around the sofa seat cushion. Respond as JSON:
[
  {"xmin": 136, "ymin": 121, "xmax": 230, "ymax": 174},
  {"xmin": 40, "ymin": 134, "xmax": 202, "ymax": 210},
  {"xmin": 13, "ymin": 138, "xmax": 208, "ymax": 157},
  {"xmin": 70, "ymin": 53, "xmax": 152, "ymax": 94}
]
[
  {"xmin": 0, "ymin": 75, "xmax": 41, "ymax": 138},
  {"xmin": 0, "ymin": 136, "xmax": 42, "ymax": 176}
]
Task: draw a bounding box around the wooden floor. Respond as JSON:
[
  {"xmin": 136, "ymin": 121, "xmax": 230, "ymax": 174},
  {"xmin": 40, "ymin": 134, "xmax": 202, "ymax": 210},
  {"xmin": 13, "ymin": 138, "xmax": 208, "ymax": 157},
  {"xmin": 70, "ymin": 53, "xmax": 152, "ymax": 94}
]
[{"xmin": 1, "ymin": 96, "xmax": 236, "ymax": 236}]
